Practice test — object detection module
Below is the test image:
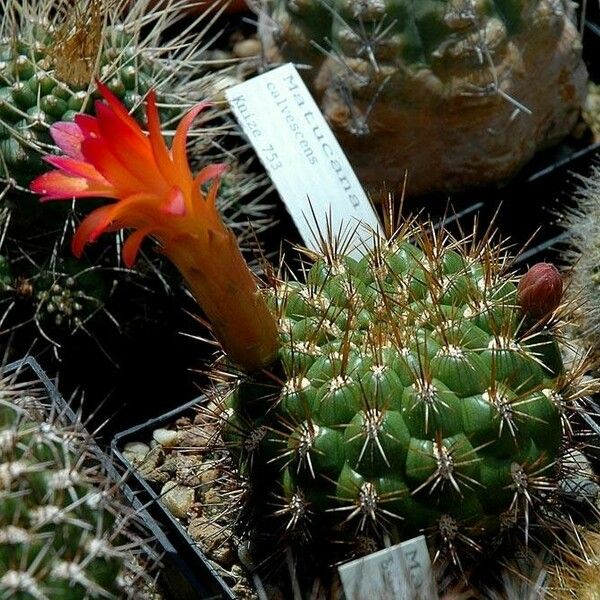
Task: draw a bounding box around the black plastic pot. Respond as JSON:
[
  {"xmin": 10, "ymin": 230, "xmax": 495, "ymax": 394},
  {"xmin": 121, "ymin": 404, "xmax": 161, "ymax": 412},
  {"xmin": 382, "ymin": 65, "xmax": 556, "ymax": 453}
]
[
  {"xmin": 112, "ymin": 396, "xmax": 238, "ymax": 600},
  {"xmin": 4, "ymin": 356, "xmax": 214, "ymax": 600}
]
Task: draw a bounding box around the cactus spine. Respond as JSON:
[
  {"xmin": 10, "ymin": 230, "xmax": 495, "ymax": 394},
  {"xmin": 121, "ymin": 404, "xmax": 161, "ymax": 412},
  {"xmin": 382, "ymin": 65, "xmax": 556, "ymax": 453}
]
[{"xmin": 562, "ymin": 165, "xmax": 600, "ymax": 365}]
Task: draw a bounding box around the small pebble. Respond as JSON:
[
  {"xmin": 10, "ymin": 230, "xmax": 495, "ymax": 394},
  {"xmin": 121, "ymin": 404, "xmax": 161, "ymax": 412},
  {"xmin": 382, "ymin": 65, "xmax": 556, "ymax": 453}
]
[
  {"xmin": 161, "ymin": 482, "xmax": 195, "ymax": 519},
  {"xmin": 189, "ymin": 517, "xmax": 235, "ymax": 567},
  {"xmin": 122, "ymin": 442, "xmax": 150, "ymax": 466},
  {"xmin": 137, "ymin": 446, "xmax": 164, "ymax": 481},
  {"xmin": 153, "ymin": 428, "xmax": 179, "ymax": 447},
  {"xmin": 175, "ymin": 454, "xmax": 203, "ymax": 487},
  {"xmin": 202, "ymin": 486, "xmax": 226, "ymax": 519},
  {"xmin": 177, "ymin": 424, "xmax": 216, "ymax": 448},
  {"xmin": 157, "ymin": 455, "xmax": 179, "ymax": 476},
  {"xmin": 175, "ymin": 416, "xmax": 192, "ymax": 429},
  {"xmin": 199, "ymin": 460, "xmax": 220, "ymax": 491},
  {"xmin": 232, "ymin": 38, "xmax": 261, "ymax": 58}
]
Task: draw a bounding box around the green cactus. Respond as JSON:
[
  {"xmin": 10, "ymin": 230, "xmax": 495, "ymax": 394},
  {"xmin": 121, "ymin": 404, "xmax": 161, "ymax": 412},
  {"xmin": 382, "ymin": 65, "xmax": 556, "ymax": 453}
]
[
  {"xmin": 0, "ymin": 363, "xmax": 157, "ymax": 599},
  {"xmin": 259, "ymin": 0, "xmax": 588, "ymax": 195},
  {"xmin": 0, "ymin": 1, "xmax": 173, "ymax": 185},
  {"xmin": 218, "ymin": 222, "xmax": 585, "ymax": 566},
  {"xmin": 0, "ymin": 0, "xmax": 213, "ymax": 186}
]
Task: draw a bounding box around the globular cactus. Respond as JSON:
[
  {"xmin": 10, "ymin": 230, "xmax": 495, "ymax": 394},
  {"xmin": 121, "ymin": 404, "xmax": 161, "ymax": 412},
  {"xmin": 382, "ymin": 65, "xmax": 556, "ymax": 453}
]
[
  {"xmin": 219, "ymin": 226, "xmax": 579, "ymax": 565},
  {"xmin": 0, "ymin": 362, "xmax": 157, "ymax": 599},
  {"xmin": 259, "ymin": 0, "xmax": 588, "ymax": 196},
  {"xmin": 0, "ymin": 0, "xmax": 171, "ymax": 185}
]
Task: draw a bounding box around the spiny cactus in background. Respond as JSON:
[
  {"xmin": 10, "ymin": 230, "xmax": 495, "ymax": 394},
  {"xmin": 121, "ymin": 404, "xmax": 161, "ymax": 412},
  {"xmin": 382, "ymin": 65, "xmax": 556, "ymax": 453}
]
[
  {"xmin": 259, "ymin": 0, "xmax": 588, "ymax": 196},
  {"xmin": 562, "ymin": 165, "xmax": 600, "ymax": 365},
  {"xmin": 0, "ymin": 0, "xmax": 272, "ymax": 350},
  {"xmin": 0, "ymin": 362, "xmax": 158, "ymax": 598},
  {"xmin": 0, "ymin": 0, "xmax": 240, "ymax": 186},
  {"xmin": 584, "ymin": 82, "xmax": 600, "ymax": 141},
  {"xmin": 548, "ymin": 527, "xmax": 600, "ymax": 599}
]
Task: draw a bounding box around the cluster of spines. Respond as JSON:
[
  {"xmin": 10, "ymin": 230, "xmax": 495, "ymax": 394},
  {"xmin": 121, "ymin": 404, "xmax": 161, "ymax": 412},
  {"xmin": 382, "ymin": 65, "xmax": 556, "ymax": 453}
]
[
  {"xmin": 0, "ymin": 361, "xmax": 157, "ymax": 599},
  {"xmin": 562, "ymin": 165, "xmax": 600, "ymax": 363}
]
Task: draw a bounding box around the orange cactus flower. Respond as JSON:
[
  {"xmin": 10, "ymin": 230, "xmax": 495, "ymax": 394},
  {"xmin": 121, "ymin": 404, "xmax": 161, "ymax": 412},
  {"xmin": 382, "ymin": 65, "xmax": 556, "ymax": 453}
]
[{"xmin": 30, "ymin": 82, "xmax": 279, "ymax": 372}]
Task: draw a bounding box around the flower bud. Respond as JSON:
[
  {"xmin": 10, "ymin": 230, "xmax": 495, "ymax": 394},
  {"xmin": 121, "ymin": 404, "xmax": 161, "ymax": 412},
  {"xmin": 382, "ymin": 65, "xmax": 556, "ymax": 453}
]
[{"xmin": 518, "ymin": 262, "xmax": 563, "ymax": 320}]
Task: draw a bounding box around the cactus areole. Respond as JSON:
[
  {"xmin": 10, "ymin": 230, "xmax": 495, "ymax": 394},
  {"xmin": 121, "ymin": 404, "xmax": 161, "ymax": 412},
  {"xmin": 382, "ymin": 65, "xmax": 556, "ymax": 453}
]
[
  {"xmin": 33, "ymin": 90, "xmax": 582, "ymax": 566},
  {"xmin": 259, "ymin": 0, "xmax": 588, "ymax": 196}
]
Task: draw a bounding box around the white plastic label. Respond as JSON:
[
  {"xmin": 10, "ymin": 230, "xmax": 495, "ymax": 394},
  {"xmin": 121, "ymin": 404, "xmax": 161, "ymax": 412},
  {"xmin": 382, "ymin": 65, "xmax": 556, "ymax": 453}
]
[
  {"xmin": 225, "ymin": 63, "xmax": 381, "ymax": 258},
  {"xmin": 337, "ymin": 536, "xmax": 438, "ymax": 600}
]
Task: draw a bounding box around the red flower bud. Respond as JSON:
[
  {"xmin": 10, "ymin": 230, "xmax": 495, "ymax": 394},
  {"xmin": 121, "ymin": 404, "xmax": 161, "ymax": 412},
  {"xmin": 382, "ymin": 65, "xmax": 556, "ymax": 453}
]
[{"xmin": 518, "ymin": 262, "xmax": 563, "ymax": 320}]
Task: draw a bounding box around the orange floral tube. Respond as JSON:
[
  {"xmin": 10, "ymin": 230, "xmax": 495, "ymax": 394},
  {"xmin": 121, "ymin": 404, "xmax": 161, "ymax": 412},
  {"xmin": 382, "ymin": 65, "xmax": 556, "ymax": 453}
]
[{"xmin": 30, "ymin": 83, "xmax": 279, "ymax": 372}]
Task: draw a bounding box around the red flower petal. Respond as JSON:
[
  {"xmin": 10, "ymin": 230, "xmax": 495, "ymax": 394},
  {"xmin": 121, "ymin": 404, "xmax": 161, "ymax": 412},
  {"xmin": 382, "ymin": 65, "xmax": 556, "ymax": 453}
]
[
  {"xmin": 94, "ymin": 101, "xmax": 159, "ymax": 186},
  {"xmin": 122, "ymin": 228, "xmax": 154, "ymax": 268},
  {"xmin": 71, "ymin": 205, "xmax": 115, "ymax": 256},
  {"xmin": 74, "ymin": 114, "xmax": 100, "ymax": 139},
  {"xmin": 171, "ymin": 101, "xmax": 210, "ymax": 181},
  {"xmin": 81, "ymin": 136, "xmax": 150, "ymax": 196},
  {"xmin": 146, "ymin": 91, "xmax": 175, "ymax": 183},
  {"xmin": 194, "ymin": 163, "xmax": 228, "ymax": 187},
  {"xmin": 44, "ymin": 155, "xmax": 109, "ymax": 184},
  {"xmin": 50, "ymin": 122, "xmax": 84, "ymax": 159},
  {"xmin": 30, "ymin": 171, "xmax": 113, "ymax": 201},
  {"xmin": 103, "ymin": 192, "xmax": 160, "ymax": 227},
  {"xmin": 96, "ymin": 80, "xmax": 146, "ymax": 139},
  {"xmin": 161, "ymin": 187, "xmax": 186, "ymax": 216}
]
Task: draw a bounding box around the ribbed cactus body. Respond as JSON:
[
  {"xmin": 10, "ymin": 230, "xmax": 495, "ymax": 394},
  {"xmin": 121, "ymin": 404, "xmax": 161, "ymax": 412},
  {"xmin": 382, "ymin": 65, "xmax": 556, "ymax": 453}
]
[
  {"xmin": 0, "ymin": 20, "xmax": 172, "ymax": 184},
  {"xmin": 0, "ymin": 368, "xmax": 153, "ymax": 599},
  {"xmin": 223, "ymin": 231, "xmax": 569, "ymax": 555},
  {"xmin": 269, "ymin": 0, "xmax": 530, "ymax": 69},
  {"xmin": 260, "ymin": 0, "xmax": 587, "ymax": 195}
]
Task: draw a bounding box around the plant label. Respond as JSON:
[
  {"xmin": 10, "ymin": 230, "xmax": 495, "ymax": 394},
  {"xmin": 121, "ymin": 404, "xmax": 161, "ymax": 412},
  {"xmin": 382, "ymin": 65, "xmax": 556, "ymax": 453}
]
[
  {"xmin": 225, "ymin": 63, "xmax": 382, "ymax": 258},
  {"xmin": 337, "ymin": 535, "xmax": 438, "ymax": 600}
]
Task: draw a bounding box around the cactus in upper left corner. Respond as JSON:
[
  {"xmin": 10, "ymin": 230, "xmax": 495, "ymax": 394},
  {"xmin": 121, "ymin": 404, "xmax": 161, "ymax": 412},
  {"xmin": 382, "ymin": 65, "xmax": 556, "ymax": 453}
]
[
  {"xmin": 0, "ymin": 363, "xmax": 158, "ymax": 598},
  {"xmin": 0, "ymin": 0, "xmax": 228, "ymax": 186},
  {"xmin": 0, "ymin": 0, "xmax": 272, "ymax": 352},
  {"xmin": 0, "ymin": 0, "xmax": 172, "ymax": 184}
]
